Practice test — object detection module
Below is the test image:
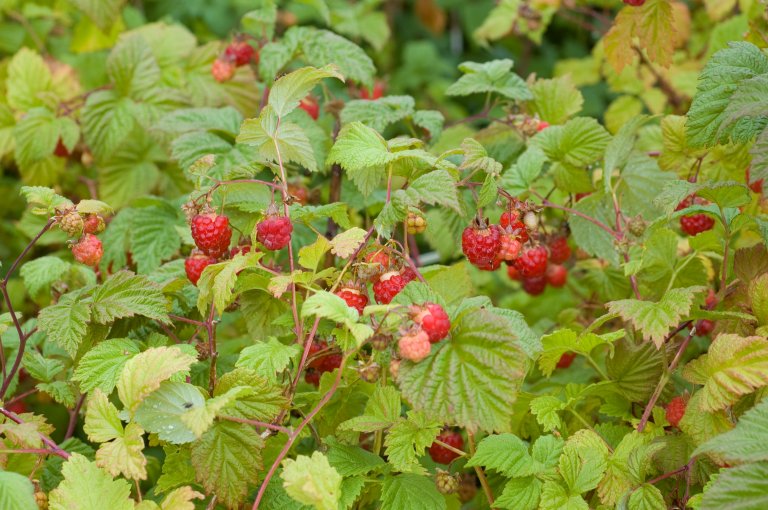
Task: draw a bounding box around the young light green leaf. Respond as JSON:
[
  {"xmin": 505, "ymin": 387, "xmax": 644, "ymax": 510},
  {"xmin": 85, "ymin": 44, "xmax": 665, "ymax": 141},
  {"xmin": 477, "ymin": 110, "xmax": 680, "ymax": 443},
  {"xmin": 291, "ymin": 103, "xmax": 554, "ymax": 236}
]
[
  {"xmin": 95, "ymin": 422, "xmax": 147, "ymax": 481},
  {"xmin": 496, "ymin": 476, "xmax": 541, "ymax": 510},
  {"xmin": 236, "ymin": 338, "xmax": 300, "ymax": 382},
  {"xmin": 72, "ymin": 338, "xmax": 140, "ymax": 394},
  {"xmin": 608, "ymin": 286, "xmax": 704, "ymax": 348},
  {"xmin": 38, "ymin": 293, "xmax": 91, "ymax": 358},
  {"xmin": 330, "ymin": 227, "xmax": 368, "ymax": 259},
  {"xmin": 341, "ymin": 96, "xmax": 416, "ymax": 132},
  {"xmin": 237, "ymin": 106, "xmax": 318, "ymax": 172},
  {"xmin": 529, "ymin": 75, "xmax": 583, "ymax": 124},
  {"xmin": 133, "ymin": 381, "xmax": 204, "ymax": 444},
  {"xmin": 281, "ymin": 452, "xmax": 342, "ymax": 510},
  {"xmin": 466, "ymin": 434, "xmax": 534, "ymax": 477},
  {"xmin": 383, "ymin": 411, "xmax": 441, "ymax": 474},
  {"xmin": 84, "ymin": 389, "xmax": 124, "ymax": 443},
  {"xmin": 325, "ymin": 437, "xmax": 386, "ymax": 477},
  {"xmin": 269, "ymin": 65, "xmax": 344, "ymax": 118},
  {"xmin": 446, "ymin": 60, "xmax": 532, "ymax": 101},
  {"xmin": 699, "ymin": 460, "xmax": 768, "ymax": 510}
]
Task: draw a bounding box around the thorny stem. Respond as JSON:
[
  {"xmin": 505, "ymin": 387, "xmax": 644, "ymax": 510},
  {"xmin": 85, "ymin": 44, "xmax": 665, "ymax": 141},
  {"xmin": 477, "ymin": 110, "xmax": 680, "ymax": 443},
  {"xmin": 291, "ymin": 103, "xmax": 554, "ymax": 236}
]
[
  {"xmin": 467, "ymin": 431, "xmax": 496, "ymax": 509},
  {"xmin": 637, "ymin": 323, "xmax": 695, "ymax": 432},
  {"xmin": 0, "ymin": 408, "xmax": 69, "ymax": 459},
  {"xmin": 0, "ymin": 219, "xmax": 56, "ymax": 399},
  {"xmin": 205, "ymin": 303, "xmax": 218, "ymax": 395},
  {"xmin": 65, "ymin": 394, "xmax": 86, "ymax": 439},
  {"xmin": 219, "ymin": 415, "xmax": 290, "ymax": 435},
  {"xmin": 272, "ymin": 119, "xmax": 303, "ymax": 344},
  {"xmin": 252, "ymin": 353, "xmax": 350, "ymax": 509}
]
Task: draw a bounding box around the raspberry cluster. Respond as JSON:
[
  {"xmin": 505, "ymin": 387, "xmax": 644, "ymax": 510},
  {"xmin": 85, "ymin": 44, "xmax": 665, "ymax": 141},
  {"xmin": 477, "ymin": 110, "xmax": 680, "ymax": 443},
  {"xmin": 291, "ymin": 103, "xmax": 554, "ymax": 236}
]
[
  {"xmin": 335, "ymin": 287, "xmax": 369, "ymax": 315},
  {"xmin": 58, "ymin": 209, "xmax": 107, "ymax": 268},
  {"xmin": 211, "ymin": 39, "xmax": 257, "ymax": 83},
  {"xmin": 256, "ymin": 214, "xmax": 293, "ymax": 251},
  {"xmin": 373, "ymin": 268, "xmax": 416, "ymax": 304}
]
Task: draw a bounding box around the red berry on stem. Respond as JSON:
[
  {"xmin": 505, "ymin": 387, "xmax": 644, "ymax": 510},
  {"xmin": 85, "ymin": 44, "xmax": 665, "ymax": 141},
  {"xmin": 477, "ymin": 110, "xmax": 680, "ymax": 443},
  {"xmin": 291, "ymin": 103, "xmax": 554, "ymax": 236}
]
[
  {"xmin": 71, "ymin": 234, "xmax": 103, "ymax": 266},
  {"xmin": 54, "ymin": 138, "xmax": 69, "ymax": 158},
  {"xmin": 300, "ymin": 95, "xmax": 319, "ymax": 120},
  {"xmin": 623, "ymin": 0, "xmax": 645, "ymax": 5},
  {"xmin": 537, "ymin": 120, "xmax": 549, "ymax": 132},
  {"xmin": 500, "ymin": 211, "xmax": 529, "ymax": 243},
  {"xmin": 360, "ymin": 81, "xmax": 385, "ymax": 100},
  {"xmin": 185, "ymin": 251, "xmax": 217, "ymax": 285},
  {"xmin": 373, "ymin": 269, "xmax": 411, "ymax": 304},
  {"xmin": 515, "ymin": 246, "xmax": 548, "ymax": 277},
  {"xmin": 665, "ymin": 396, "xmax": 687, "ymax": 428},
  {"xmin": 412, "ymin": 303, "xmax": 450, "ymax": 343},
  {"xmin": 696, "ymin": 319, "xmax": 715, "ymax": 336},
  {"xmin": 522, "ymin": 275, "xmax": 547, "ymax": 296},
  {"xmin": 556, "ymin": 352, "xmax": 576, "ymax": 369},
  {"xmin": 429, "ymin": 430, "xmax": 464, "ymax": 465},
  {"xmin": 304, "ymin": 369, "xmax": 320, "ymax": 386},
  {"xmin": 548, "ymin": 236, "xmax": 571, "ymax": 264},
  {"xmin": 191, "ymin": 213, "xmax": 232, "ymax": 258},
  {"xmin": 680, "ymin": 214, "xmax": 715, "ymax": 236},
  {"xmin": 83, "ymin": 214, "xmax": 105, "ymax": 234},
  {"xmin": 462, "ymin": 224, "xmax": 501, "ymax": 267},
  {"xmin": 211, "ymin": 58, "xmax": 236, "ymax": 82},
  {"xmin": 336, "ymin": 287, "xmax": 369, "ymax": 315},
  {"xmin": 546, "ymin": 264, "xmax": 567, "ymax": 288},
  {"xmin": 497, "ymin": 232, "xmax": 522, "ymax": 264},
  {"xmin": 507, "ymin": 264, "xmax": 522, "ymax": 281},
  {"xmin": 398, "ymin": 329, "xmax": 431, "ymax": 362},
  {"xmin": 225, "ymin": 41, "xmax": 256, "ymax": 66},
  {"xmin": 746, "ymin": 167, "xmax": 763, "ymax": 194},
  {"xmin": 6, "ymin": 401, "xmax": 27, "ymax": 414},
  {"xmin": 256, "ymin": 214, "xmax": 293, "ymax": 251}
]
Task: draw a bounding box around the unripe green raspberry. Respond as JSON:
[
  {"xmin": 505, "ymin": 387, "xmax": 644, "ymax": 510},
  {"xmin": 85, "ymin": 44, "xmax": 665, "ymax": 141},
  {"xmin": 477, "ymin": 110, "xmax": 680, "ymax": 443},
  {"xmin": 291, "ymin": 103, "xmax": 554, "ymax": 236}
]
[
  {"xmin": 358, "ymin": 362, "xmax": 381, "ymax": 383},
  {"xmin": 627, "ymin": 215, "xmax": 647, "ymax": 237},
  {"xmin": 83, "ymin": 214, "xmax": 105, "ymax": 234},
  {"xmin": 58, "ymin": 211, "xmax": 84, "ymax": 237},
  {"xmin": 435, "ymin": 469, "xmax": 459, "ymax": 495}
]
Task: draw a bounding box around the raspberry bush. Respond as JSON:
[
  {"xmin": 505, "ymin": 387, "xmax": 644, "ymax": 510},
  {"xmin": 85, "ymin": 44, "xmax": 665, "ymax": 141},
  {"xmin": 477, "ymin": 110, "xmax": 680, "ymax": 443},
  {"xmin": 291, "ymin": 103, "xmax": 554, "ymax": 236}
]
[{"xmin": 0, "ymin": 2, "xmax": 767, "ymax": 510}]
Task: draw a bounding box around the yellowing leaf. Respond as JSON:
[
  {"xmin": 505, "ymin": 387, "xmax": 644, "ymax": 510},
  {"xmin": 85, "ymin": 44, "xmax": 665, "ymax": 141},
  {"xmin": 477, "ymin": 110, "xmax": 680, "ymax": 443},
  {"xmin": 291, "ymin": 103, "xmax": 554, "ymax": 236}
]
[
  {"xmin": 84, "ymin": 388, "xmax": 123, "ymax": 443},
  {"xmin": 637, "ymin": 0, "xmax": 675, "ymax": 70},
  {"xmin": 117, "ymin": 346, "xmax": 197, "ymax": 414},
  {"xmin": 683, "ymin": 334, "xmax": 768, "ymax": 411},
  {"xmin": 330, "ymin": 227, "xmax": 368, "ymax": 259},
  {"xmin": 604, "ymin": 7, "xmax": 640, "ymax": 74},
  {"xmin": 160, "ymin": 486, "xmax": 204, "ymax": 510},
  {"xmin": 49, "ymin": 453, "xmax": 134, "ymax": 510},
  {"xmin": 95, "ymin": 423, "xmax": 147, "ymax": 481}
]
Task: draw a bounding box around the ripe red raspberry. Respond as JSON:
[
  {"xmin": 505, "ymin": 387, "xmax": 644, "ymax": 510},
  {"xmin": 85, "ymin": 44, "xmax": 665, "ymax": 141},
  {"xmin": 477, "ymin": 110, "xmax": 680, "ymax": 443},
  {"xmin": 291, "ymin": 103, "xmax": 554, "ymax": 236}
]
[
  {"xmin": 477, "ymin": 258, "xmax": 501, "ymax": 271},
  {"xmin": 462, "ymin": 224, "xmax": 501, "ymax": 266},
  {"xmin": 665, "ymin": 396, "xmax": 687, "ymax": 428},
  {"xmin": 336, "ymin": 287, "xmax": 368, "ymax": 315},
  {"xmin": 695, "ymin": 319, "xmax": 715, "ymax": 336},
  {"xmin": 318, "ymin": 353, "xmax": 342, "ymax": 373},
  {"xmin": 556, "ymin": 352, "xmax": 576, "ymax": 369},
  {"xmin": 500, "ymin": 211, "xmax": 529, "ymax": 243},
  {"xmin": 185, "ymin": 251, "xmax": 217, "ymax": 285},
  {"xmin": 256, "ymin": 214, "xmax": 293, "ymax": 251},
  {"xmin": 680, "ymin": 214, "xmax": 715, "ymax": 236},
  {"xmin": 300, "ymin": 95, "xmax": 319, "ymax": 120},
  {"xmin": 364, "ymin": 248, "xmax": 391, "ymax": 271},
  {"xmin": 373, "ymin": 270, "xmax": 412, "ymax": 304},
  {"xmin": 304, "ymin": 369, "xmax": 320, "ymax": 386},
  {"xmin": 307, "ymin": 341, "xmax": 327, "ymax": 369},
  {"xmin": 191, "ymin": 213, "xmax": 232, "ymax": 258},
  {"xmin": 429, "ymin": 430, "xmax": 464, "ymax": 465},
  {"xmin": 537, "ymin": 121, "xmax": 549, "ymax": 132},
  {"xmin": 507, "ymin": 264, "xmax": 522, "ymax": 281},
  {"xmin": 6, "ymin": 400, "xmax": 28, "ymax": 414},
  {"xmin": 360, "ymin": 81, "xmax": 385, "ymax": 100},
  {"xmin": 54, "ymin": 138, "xmax": 69, "ymax": 158},
  {"xmin": 224, "ymin": 41, "xmax": 255, "ymax": 66},
  {"xmin": 522, "ymin": 275, "xmax": 547, "ymax": 296},
  {"xmin": 705, "ymin": 288, "xmax": 717, "ymax": 309},
  {"xmin": 548, "ymin": 236, "xmax": 571, "ymax": 264},
  {"xmin": 398, "ymin": 329, "xmax": 431, "ymax": 362},
  {"xmin": 747, "ymin": 167, "xmax": 763, "ymax": 194},
  {"xmin": 497, "ymin": 232, "xmax": 522, "ymax": 264},
  {"xmin": 71, "ymin": 234, "xmax": 103, "ymax": 266},
  {"xmin": 623, "ymin": 0, "xmax": 645, "ymax": 5},
  {"xmin": 230, "ymin": 244, "xmax": 252, "ymax": 257},
  {"xmin": 546, "ymin": 264, "xmax": 567, "ymax": 288},
  {"xmin": 412, "ymin": 303, "xmax": 450, "ymax": 343},
  {"xmin": 515, "ymin": 246, "xmax": 548, "ymax": 277},
  {"xmin": 211, "ymin": 58, "xmax": 236, "ymax": 82},
  {"xmin": 83, "ymin": 214, "xmax": 105, "ymax": 234}
]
